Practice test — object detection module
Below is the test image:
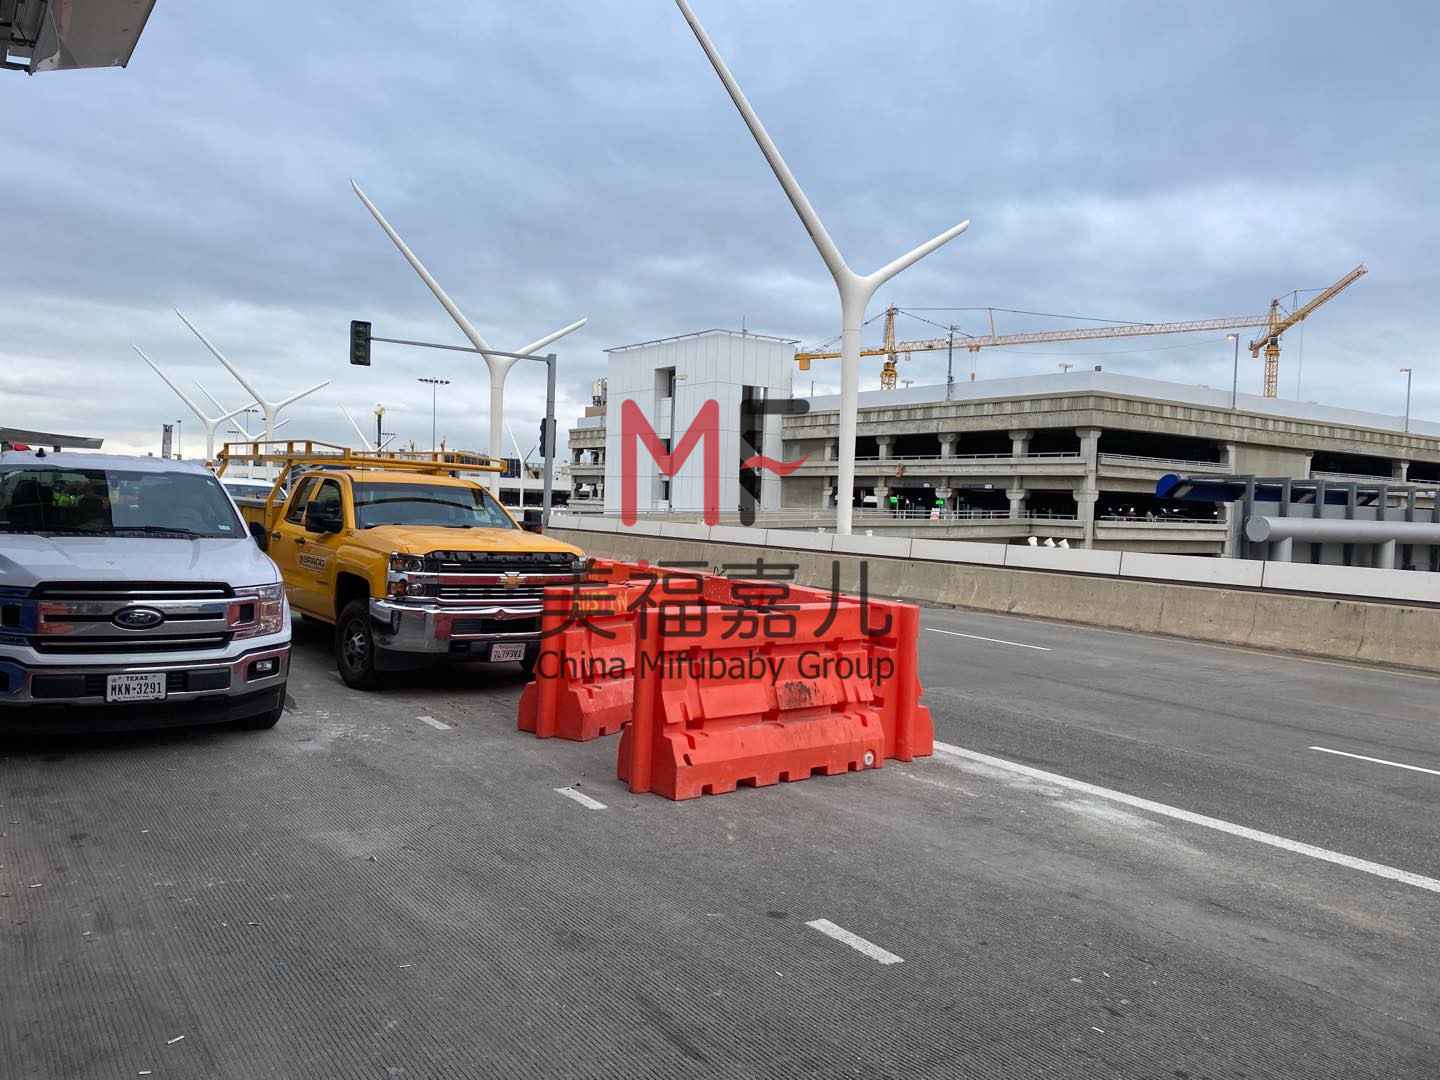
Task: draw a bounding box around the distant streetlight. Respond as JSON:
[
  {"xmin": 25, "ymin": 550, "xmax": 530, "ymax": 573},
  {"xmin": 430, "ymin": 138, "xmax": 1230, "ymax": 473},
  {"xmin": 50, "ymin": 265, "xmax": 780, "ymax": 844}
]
[
  {"xmin": 1400, "ymin": 367, "xmax": 1413, "ymax": 433},
  {"xmin": 417, "ymin": 377, "xmax": 450, "ymax": 452},
  {"xmin": 174, "ymin": 419, "xmax": 183, "ymax": 459},
  {"xmin": 1058, "ymin": 363, "xmax": 1074, "ymax": 374},
  {"xmin": 1226, "ymin": 333, "xmax": 1240, "ymax": 409},
  {"xmin": 374, "ymin": 404, "xmax": 385, "ymax": 451}
]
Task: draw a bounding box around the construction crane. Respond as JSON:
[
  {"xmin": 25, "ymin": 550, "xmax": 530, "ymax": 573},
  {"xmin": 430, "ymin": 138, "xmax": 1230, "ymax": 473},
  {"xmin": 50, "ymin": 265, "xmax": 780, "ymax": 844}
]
[
  {"xmin": 797, "ymin": 264, "xmax": 1367, "ymax": 399},
  {"xmin": 1250, "ymin": 264, "xmax": 1367, "ymax": 397}
]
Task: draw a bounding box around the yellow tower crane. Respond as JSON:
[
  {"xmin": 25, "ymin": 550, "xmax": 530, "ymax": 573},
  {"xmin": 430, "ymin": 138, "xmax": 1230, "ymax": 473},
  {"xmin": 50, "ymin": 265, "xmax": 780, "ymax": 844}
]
[
  {"xmin": 1250, "ymin": 264, "xmax": 1367, "ymax": 398},
  {"xmin": 797, "ymin": 265, "xmax": 1368, "ymax": 400}
]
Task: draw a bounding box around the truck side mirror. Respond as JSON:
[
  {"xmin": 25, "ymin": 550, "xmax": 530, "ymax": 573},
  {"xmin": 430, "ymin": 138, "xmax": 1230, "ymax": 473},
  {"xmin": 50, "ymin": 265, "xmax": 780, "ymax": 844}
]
[
  {"xmin": 249, "ymin": 521, "xmax": 269, "ymax": 551},
  {"xmin": 522, "ymin": 508, "xmax": 544, "ymax": 534}
]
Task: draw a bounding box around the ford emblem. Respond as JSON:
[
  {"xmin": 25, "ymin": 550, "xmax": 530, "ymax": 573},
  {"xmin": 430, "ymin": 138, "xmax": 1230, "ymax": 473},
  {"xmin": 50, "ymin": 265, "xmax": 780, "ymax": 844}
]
[{"xmin": 113, "ymin": 606, "xmax": 165, "ymax": 630}]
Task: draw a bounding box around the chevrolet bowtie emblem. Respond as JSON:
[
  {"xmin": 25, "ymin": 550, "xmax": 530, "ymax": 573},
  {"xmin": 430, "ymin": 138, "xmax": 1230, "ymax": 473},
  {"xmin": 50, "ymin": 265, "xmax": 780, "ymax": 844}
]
[{"xmin": 501, "ymin": 572, "xmax": 522, "ymax": 589}]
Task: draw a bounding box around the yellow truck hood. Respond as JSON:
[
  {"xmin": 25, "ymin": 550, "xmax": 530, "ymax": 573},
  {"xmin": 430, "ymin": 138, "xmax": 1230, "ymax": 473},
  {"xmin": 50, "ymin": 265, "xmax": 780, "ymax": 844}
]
[{"xmin": 351, "ymin": 525, "xmax": 582, "ymax": 559}]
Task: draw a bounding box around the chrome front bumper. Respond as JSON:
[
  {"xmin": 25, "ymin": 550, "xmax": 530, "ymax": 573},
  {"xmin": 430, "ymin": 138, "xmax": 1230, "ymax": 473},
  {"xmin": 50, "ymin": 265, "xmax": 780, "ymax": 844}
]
[
  {"xmin": 0, "ymin": 643, "xmax": 291, "ymax": 706},
  {"xmin": 369, "ymin": 598, "xmax": 542, "ymax": 656}
]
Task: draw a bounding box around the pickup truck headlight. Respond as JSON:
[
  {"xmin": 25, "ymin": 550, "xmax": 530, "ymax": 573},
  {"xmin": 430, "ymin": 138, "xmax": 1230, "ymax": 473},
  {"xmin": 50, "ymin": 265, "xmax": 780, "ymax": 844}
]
[
  {"xmin": 387, "ymin": 553, "xmax": 437, "ymax": 599},
  {"xmin": 571, "ymin": 556, "xmax": 593, "ymax": 573},
  {"xmin": 230, "ymin": 584, "xmax": 286, "ymax": 638}
]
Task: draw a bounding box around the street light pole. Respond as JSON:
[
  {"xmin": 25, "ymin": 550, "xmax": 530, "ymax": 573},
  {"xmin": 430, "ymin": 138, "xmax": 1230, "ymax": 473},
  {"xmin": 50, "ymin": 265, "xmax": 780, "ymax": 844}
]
[
  {"xmin": 417, "ymin": 377, "xmax": 450, "ymax": 452},
  {"xmin": 374, "ymin": 404, "xmax": 384, "ymax": 452},
  {"xmin": 1227, "ymin": 333, "xmax": 1240, "ymax": 410},
  {"xmin": 174, "ymin": 419, "xmax": 183, "ymax": 460},
  {"xmin": 1401, "ymin": 367, "xmax": 1413, "ymax": 433}
]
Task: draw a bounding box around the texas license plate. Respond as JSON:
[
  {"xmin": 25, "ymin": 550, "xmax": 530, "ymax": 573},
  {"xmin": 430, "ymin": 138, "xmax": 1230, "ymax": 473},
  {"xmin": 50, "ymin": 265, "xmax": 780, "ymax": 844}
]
[
  {"xmin": 105, "ymin": 673, "xmax": 167, "ymax": 703},
  {"xmin": 488, "ymin": 643, "xmax": 527, "ymax": 663}
]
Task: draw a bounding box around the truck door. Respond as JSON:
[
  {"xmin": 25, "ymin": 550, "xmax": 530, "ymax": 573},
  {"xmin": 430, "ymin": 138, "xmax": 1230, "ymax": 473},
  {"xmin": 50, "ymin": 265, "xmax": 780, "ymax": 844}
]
[
  {"xmin": 295, "ymin": 478, "xmax": 347, "ymax": 618},
  {"xmin": 271, "ymin": 477, "xmax": 320, "ymax": 614}
]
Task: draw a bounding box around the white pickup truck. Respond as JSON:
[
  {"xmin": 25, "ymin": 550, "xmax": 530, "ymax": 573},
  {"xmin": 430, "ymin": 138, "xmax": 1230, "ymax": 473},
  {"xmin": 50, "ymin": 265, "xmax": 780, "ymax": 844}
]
[{"xmin": 0, "ymin": 451, "xmax": 291, "ymax": 734}]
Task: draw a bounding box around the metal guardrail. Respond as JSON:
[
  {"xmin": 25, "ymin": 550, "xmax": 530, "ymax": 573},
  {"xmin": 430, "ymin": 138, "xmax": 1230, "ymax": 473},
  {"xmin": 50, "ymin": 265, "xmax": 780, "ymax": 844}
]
[
  {"xmin": 1099, "ymin": 453, "xmax": 1233, "ymax": 471},
  {"xmin": 1098, "ymin": 515, "xmax": 1227, "ymax": 526}
]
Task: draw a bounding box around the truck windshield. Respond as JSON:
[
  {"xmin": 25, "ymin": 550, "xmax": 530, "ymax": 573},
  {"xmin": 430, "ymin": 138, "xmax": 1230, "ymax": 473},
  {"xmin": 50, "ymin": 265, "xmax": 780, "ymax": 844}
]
[
  {"xmin": 353, "ymin": 482, "xmax": 516, "ymax": 530},
  {"xmin": 0, "ymin": 466, "xmax": 244, "ymax": 538}
]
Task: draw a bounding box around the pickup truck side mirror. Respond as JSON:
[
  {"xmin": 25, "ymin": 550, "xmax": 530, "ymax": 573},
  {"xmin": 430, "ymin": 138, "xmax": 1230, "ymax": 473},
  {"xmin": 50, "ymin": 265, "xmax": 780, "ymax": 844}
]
[
  {"xmin": 305, "ymin": 503, "xmax": 343, "ymax": 534},
  {"xmin": 522, "ymin": 508, "xmax": 544, "ymax": 534},
  {"xmin": 248, "ymin": 521, "xmax": 269, "ymax": 551}
]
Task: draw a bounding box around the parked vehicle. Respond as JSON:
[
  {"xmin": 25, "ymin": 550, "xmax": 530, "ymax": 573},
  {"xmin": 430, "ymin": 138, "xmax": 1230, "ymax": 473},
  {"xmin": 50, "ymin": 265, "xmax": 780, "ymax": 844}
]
[
  {"xmin": 0, "ymin": 450, "xmax": 290, "ymax": 733},
  {"xmin": 219, "ymin": 443, "xmax": 587, "ymax": 689}
]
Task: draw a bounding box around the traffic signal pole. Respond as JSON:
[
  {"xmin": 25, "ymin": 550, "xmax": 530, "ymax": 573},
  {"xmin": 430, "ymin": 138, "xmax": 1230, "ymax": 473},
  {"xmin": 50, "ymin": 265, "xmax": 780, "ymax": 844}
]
[{"xmin": 355, "ymin": 330, "xmax": 560, "ymax": 527}]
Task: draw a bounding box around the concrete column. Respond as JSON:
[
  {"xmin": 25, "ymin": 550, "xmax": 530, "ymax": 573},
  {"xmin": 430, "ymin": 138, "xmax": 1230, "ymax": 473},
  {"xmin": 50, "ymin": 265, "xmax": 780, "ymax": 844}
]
[
  {"xmin": 1225, "ymin": 442, "xmax": 1240, "ymax": 470},
  {"xmin": 1077, "ymin": 487, "xmax": 1100, "ymax": 548},
  {"xmin": 1009, "ymin": 429, "xmax": 1032, "ymax": 458},
  {"xmin": 1393, "ymin": 460, "xmax": 1410, "ymax": 481},
  {"xmin": 1378, "ymin": 539, "xmax": 1398, "ymax": 570},
  {"xmin": 874, "ymin": 483, "xmax": 890, "ymax": 513},
  {"xmin": 1303, "ymin": 453, "xmax": 1314, "ymax": 479},
  {"xmin": 939, "ymin": 434, "xmax": 958, "ymax": 459},
  {"xmin": 1006, "ymin": 486, "xmax": 1027, "ymax": 520},
  {"xmin": 1077, "ymin": 427, "xmax": 1102, "ymax": 466},
  {"xmin": 824, "ymin": 439, "xmax": 837, "ymax": 462},
  {"xmin": 876, "ymin": 435, "xmax": 896, "ymax": 461},
  {"xmin": 1221, "ymin": 502, "xmax": 1238, "ymax": 558},
  {"xmin": 935, "ymin": 486, "xmax": 954, "ymax": 514}
]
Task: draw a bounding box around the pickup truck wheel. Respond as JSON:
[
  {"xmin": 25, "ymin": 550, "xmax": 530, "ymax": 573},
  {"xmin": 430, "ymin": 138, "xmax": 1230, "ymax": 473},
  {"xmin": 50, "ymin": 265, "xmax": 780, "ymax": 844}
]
[{"xmin": 337, "ymin": 599, "xmax": 383, "ymax": 690}]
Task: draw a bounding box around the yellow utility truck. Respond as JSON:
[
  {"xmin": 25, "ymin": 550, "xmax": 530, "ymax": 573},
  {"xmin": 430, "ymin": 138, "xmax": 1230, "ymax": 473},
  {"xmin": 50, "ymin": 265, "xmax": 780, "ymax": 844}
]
[{"xmin": 218, "ymin": 443, "xmax": 587, "ymax": 689}]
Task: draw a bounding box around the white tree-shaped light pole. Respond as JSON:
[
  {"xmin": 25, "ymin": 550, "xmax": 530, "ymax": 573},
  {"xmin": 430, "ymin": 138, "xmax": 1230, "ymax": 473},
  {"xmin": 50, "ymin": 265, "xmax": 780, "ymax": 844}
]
[
  {"xmin": 195, "ymin": 381, "xmax": 291, "ymax": 442},
  {"xmin": 175, "ymin": 311, "xmax": 331, "ymax": 447},
  {"xmin": 350, "ymin": 180, "xmax": 586, "ymax": 490},
  {"xmin": 674, "ymin": 0, "xmax": 970, "ymax": 534},
  {"xmin": 341, "ymin": 406, "xmax": 376, "ymax": 452},
  {"xmin": 135, "ymin": 347, "xmax": 257, "ymax": 462}
]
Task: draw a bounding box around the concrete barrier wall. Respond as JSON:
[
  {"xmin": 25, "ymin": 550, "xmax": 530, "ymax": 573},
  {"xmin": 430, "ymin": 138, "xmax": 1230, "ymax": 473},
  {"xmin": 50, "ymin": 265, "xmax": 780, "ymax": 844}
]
[{"xmin": 551, "ymin": 514, "xmax": 1440, "ymax": 673}]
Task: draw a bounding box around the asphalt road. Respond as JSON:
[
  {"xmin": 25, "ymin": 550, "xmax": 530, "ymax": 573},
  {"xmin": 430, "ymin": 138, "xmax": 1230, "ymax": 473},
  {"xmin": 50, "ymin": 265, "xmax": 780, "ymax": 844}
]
[{"xmin": 2, "ymin": 610, "xmax": 1438, "ymax": 1078}]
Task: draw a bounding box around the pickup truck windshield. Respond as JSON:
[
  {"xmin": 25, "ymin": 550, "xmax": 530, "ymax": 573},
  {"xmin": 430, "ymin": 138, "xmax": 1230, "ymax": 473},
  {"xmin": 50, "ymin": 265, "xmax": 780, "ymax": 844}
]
[
  {"xmin": 353, "ymin": 482, "xmax": 516, "ymax": 530},
  {"xmin": 0, "ymin": 466, "xmax": 243, "ymax": 538}
]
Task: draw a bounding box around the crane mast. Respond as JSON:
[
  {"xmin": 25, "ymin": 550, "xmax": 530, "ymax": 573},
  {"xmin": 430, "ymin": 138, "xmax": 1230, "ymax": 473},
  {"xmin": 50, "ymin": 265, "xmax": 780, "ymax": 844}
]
[{"xmin": 1249, "ymin": 264, "xmax": 1367, "ymax": 398}]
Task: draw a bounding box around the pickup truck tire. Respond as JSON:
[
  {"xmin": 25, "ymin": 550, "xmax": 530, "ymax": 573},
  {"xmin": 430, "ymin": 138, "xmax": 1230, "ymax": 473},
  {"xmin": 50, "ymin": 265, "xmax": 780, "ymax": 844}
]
[{"xmin": 336, "ymin": 599, "xmax": 384, "ymax": 690}]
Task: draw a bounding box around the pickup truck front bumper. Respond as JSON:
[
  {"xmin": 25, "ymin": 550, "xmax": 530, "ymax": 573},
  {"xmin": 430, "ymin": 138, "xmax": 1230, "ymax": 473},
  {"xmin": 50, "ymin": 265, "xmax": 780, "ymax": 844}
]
[
  {"xmin": 0, "ymin": 642, "xmax": 290, "ymax": 733},
  {"xmin": 369, "ymin": 598, "xmax": 542, "ymax": 660}
]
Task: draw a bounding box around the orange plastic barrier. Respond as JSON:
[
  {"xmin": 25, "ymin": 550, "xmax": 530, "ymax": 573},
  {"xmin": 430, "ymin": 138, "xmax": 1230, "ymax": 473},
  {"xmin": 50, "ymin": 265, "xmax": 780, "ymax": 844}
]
[
  {"xmin": 516, "ymin": 560, "xmax": 933, "ymax": 770},
  {"xmin": 516, "ymin": 584, "xmax": 636, "ymax": 741},
  {"xmin": 617, "ymin": 601, "xmax": 887, "ymax": 800}
]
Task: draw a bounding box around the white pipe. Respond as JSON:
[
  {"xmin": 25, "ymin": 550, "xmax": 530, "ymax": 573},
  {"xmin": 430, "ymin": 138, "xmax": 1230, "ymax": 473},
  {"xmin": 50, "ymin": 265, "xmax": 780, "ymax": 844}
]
[
  {"xmin": 674, "ymin": 0, "xmax": 968, "ymax": 534},
  {"xmin": 351, "ymin": 180, "xmax": 586, "ymax": 490},
  {"xmin": 136, "ymin": 346, "xmax": 254, "ymax": 462},
  {"xmin": 1246, "ymin": 516, "xmax": 1440, "ymax": 545},
  {"xmin": 175, "ymin": 311, "xmax": 331, "ymax": 446}
]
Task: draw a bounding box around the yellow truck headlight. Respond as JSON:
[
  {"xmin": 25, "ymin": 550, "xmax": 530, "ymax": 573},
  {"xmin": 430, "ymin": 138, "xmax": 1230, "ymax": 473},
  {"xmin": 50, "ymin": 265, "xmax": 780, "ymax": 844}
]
[
  {"xmin": 231, "ymin": 584, "xmax": 286, "ymax": 638},
  {"xmin": 387, "ymin": 553, "xmax": 436, "ymax": 599}
]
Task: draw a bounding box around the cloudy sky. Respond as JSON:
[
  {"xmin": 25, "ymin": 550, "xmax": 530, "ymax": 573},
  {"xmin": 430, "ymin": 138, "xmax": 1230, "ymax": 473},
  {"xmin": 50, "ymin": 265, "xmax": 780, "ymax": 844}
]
[{"xmin": 3, "ymin": 1, "xmax": 1436, "ymax": 457}]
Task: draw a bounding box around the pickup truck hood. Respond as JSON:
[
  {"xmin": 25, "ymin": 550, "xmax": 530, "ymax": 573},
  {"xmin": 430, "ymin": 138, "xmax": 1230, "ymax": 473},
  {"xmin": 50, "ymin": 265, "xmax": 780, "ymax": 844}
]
[
  {"xmin": 0, "ymin": 535, "xmax": 280, "ymax": 591},
  {"xmin": 353, "ymin": 525, "xmax": 583, "ymax": 559}
]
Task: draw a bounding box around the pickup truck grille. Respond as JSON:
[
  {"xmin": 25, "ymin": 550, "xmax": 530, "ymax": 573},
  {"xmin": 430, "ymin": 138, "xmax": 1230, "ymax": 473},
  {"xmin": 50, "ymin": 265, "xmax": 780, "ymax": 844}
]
[
  {"xmin": 422, "ymin": 554, "xmax": 580, "ymax": 608},
  {"xmin": 24, "ymin": 582, "xmax": 237, "ymax": 654}
]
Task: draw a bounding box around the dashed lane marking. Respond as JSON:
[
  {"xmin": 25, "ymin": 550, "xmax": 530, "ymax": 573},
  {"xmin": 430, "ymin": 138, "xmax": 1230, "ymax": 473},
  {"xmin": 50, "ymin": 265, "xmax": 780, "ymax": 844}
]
[
  {"xmin": 805, "ymin": 919, "xmax": 904, "ymax": 965},
  {"xmin": 1309, "ymin": 745, "xmax": 1440, "ymax": 778},
  {"xmin": 416, "ymin": 716, "xmax": 451, "ymax": 731},
  {"xmin": 932, "ymin": 741, "xmax": 1440, "ymax": 895},
  {"xmin": 555, "ymin": 787, "xmax": 607, "ymax": 810},
  {"xmin": 927, "ymin": 628, "xmax": 1051, "ymax": 652}
]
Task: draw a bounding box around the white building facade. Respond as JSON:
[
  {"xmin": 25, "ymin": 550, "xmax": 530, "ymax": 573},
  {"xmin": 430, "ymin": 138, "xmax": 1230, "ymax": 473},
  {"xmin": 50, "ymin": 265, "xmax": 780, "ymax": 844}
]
[{"xmin": 601, "ymin": 330, "xmax": 796, "ymax": 518}]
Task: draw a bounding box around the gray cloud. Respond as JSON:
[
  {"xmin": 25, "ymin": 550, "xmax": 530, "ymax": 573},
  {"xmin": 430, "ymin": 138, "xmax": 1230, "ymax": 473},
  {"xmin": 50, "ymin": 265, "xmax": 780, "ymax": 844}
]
[{"xmin": 2, "ymin": 0, "xmax": 1436, "ymax": 456}]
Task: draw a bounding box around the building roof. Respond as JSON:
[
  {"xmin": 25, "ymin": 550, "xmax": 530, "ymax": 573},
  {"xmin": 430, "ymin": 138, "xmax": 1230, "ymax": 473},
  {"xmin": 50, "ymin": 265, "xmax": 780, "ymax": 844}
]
[
  {"xmin": 1, "ymin": 427, "xmax": 104, "ymax": 449},
  {"xmin": 605, "ymin": 328, "xmax": 800, "ymax": 353},
  {"xmin": 803, "ymin": 370, "xmax": 1440, "ymax": 440}
]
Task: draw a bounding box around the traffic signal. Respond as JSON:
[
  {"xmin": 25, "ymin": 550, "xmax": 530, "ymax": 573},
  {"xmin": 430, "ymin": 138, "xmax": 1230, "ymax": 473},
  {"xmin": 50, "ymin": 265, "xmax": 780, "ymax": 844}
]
[
  {"xmin": 538, "ymin": 417, "xmax": 549, "ymax": 456},
  {"xmin": 349, "ymin": 320, "xmax": 372, "ymax": 366}
]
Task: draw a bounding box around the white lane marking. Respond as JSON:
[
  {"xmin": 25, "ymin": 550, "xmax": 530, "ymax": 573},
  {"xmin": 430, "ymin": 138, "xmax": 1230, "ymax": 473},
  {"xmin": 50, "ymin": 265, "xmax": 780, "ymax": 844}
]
[
  {"xmin": 926, "ymin": 628, "xmax": 1051, "ymax": 652},
  {"xmin": 416, "ymin": 715, "xmax": 450, "ymax": 731},
  {"xmin": 1309, "ymin": 745, "xmax": 1440, "ymax": 778},
  {"xmin": 554, "ymin": 787, "xmax": 607, "ymax": 810},
  {"xmin": 805, "ymin": 919, "xmax": 904, "ymax": 965},
  {"xmin": 932, "ymin": 741, "xmax": 1440, "ymax": 895}
]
